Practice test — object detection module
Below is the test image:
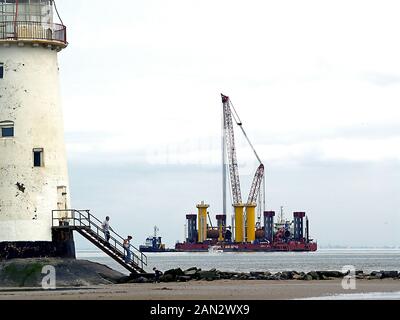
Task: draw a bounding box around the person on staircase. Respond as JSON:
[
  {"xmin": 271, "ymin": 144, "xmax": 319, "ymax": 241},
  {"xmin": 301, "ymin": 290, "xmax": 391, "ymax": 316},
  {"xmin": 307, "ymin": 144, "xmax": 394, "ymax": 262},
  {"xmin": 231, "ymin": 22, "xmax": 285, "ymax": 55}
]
[
  {"xmin": 123, "ymin": 236, "xmax": 133, "ymax": 263},
  {"xmin": 101, "ymin": 216, "xmax": 113, "ymax": 245}
]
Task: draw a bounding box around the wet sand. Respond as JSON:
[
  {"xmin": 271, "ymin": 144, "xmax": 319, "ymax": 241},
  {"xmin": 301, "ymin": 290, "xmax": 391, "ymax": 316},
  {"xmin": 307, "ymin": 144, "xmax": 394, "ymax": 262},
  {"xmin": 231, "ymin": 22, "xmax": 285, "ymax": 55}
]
[{"xmin": 0, "ymin": 279, "xmax": 399, "ymax": 300}]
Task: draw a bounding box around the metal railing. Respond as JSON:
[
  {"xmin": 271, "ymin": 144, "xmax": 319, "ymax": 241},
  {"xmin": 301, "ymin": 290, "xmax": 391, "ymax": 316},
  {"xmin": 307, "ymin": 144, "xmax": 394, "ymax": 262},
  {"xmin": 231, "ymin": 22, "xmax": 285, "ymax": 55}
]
[
  {"xmin": 0, "ymin": 21, "xmax": 67, "ymax": 44},
  {"xmin": 52, "ymin": 209, "xmax": 147, "ymax": 271}
]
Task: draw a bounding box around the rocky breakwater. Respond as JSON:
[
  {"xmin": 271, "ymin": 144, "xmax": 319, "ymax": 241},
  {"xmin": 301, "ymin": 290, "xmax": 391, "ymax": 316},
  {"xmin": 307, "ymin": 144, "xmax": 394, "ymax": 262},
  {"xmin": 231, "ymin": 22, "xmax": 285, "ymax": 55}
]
[{"xmin": 127, "ymin": 268, "xmax": 400, "ymax": 283}]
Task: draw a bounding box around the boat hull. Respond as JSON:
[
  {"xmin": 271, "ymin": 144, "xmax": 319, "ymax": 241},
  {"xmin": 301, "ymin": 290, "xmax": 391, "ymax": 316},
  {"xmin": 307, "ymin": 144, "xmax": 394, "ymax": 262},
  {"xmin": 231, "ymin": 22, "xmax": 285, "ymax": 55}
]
[
  {"xmin": 175, "ymin": 242, "xmax": 317, "ymax": 252},
  {"xmin": 139, "ymin": 246, "xmax": 176, "ymax": 253}
]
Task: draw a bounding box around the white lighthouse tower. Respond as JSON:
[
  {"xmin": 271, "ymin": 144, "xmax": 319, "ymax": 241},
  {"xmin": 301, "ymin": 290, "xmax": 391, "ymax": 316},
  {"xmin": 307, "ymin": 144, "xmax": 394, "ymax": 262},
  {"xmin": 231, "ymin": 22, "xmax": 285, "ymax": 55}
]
[{"xmin": 0, "ymin": 0, "xmax": 74, "ymax": 258}]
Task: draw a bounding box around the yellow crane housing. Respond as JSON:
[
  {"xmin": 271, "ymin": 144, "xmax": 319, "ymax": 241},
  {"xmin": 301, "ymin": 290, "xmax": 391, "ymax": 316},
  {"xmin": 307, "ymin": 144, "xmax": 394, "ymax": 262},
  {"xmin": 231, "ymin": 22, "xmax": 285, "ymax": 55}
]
[{"xmin": 197, "ymin": 202, "xmax": 209, "ymax": 243}]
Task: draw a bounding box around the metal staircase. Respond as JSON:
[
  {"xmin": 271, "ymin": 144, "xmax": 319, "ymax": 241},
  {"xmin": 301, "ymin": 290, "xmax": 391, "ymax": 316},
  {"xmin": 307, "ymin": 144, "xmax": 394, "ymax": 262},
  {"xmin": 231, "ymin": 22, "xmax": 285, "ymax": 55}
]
[{"xmin": 52, "ymin": 209, "xmax": 147, "ymax": 274}]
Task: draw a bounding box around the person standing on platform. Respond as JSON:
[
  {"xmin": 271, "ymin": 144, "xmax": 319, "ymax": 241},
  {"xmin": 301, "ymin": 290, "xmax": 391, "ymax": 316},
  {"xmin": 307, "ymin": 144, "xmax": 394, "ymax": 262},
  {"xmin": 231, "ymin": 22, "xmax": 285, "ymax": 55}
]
[{"xmin": 101, "ymin": 216, "xmax": 113, "ymax": 245}]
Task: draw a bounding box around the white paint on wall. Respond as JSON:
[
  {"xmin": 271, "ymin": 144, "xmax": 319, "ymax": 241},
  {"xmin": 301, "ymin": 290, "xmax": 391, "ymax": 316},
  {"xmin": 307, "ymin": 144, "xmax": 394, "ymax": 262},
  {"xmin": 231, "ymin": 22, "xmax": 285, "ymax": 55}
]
[{"xmin": 0, "ymin": 44, "xmax": 70, "ymax": 242}]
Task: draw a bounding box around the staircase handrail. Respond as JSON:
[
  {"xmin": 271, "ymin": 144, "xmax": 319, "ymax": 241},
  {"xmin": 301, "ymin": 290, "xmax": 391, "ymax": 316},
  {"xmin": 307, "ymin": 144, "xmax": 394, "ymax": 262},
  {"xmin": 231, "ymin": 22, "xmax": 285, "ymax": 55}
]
[{"xmin": 52, "ymin": 209, "xmax": 147, "ymax": 270}]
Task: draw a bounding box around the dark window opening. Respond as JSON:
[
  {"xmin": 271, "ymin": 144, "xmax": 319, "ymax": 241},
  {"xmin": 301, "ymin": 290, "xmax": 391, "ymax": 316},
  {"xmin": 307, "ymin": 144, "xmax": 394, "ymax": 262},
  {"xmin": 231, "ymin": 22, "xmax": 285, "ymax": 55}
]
[
  {"xmin": 1, "ymin": 127, "xmax": 13, "ymax": 137},
  {"xmin": 0, "ymin": 63, "xmax": 3, "ymax": 79},
  {"xmin": 0, "ymin": 121, "xmax": 14, "ymax": 138},
  {"xmin": 33, "ymin": 148, "xmax": 44, "ymax": 167}
]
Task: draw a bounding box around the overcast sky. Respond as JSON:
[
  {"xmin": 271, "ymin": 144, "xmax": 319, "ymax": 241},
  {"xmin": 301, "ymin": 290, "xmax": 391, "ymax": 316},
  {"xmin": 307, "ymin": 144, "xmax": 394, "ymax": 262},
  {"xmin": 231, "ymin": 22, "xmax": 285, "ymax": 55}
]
[{"xmin": 56, "ymin": 0, "xmax": 399, "ymax": 248}]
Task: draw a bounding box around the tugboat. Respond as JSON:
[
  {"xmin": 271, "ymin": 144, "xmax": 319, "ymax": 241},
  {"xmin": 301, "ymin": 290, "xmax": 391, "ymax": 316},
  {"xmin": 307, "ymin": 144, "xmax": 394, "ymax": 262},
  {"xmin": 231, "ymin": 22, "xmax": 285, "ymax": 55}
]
[{"xmin": 139, "ymin": 226, "xmax": 175, "ymax": 253}]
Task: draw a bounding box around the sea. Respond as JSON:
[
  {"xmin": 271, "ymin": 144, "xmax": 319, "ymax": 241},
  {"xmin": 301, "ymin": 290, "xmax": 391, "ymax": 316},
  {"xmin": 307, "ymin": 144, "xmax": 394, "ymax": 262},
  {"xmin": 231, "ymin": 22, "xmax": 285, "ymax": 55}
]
[{"xmin": 77, "ymin": 248, "xmax": 400, "ymax": 275}]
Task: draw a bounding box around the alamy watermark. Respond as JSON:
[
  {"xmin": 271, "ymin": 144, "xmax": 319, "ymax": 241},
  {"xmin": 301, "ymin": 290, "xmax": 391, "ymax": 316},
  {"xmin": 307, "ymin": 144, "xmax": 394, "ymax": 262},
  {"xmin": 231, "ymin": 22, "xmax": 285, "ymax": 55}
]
[
  {"xmin": 41, "ymin": 265, "xmax": 56, "ymax": 290},
  {"xmin": 341, "ymin": 265, "xmax": 356, "ymax": 290}
]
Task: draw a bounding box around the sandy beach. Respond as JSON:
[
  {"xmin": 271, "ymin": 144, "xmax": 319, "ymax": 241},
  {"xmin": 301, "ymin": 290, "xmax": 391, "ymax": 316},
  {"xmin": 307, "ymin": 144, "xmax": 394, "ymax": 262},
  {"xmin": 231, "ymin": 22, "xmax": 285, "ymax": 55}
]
[{"xmin": 0, "ymin": 279, "xmax": 399, "ymax": 300}]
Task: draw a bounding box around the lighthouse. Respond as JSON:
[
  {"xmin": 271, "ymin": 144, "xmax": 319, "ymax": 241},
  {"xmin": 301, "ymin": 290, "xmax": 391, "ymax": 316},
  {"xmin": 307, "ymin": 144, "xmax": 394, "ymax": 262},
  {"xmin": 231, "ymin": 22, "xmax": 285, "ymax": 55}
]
[{"xmin": 0, "ymin": 0, "xmax": 74, "ymax": 258}]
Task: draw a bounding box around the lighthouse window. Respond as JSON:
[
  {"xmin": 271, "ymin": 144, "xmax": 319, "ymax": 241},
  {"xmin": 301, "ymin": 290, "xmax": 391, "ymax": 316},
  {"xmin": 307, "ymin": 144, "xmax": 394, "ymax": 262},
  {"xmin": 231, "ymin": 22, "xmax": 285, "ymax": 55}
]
[
  {"xmin": 0, "ymin": 63, "xmax": 3, "ymax": 79},
  {"xmin": 33, "ymin": 148, "xmax": 44, "ymax": 167},
  {"xmin": 1, "ymin": 127, "xmax": 13, "ymax": 137},
  {"xmin": 0, "ymin": 121, "xmax": 14, "ymax": 138}
]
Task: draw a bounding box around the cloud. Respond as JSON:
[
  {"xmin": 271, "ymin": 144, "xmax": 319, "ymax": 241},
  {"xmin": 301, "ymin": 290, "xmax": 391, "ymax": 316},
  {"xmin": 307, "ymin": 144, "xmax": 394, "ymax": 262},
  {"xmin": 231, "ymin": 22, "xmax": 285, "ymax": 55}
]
[
  {"xmin": 58, "ymin": 1, "xmax": 400, "ymax": 161},
  {"xmin": 363, "ymin": 73, "xmax": 400, "ymax": 86}
]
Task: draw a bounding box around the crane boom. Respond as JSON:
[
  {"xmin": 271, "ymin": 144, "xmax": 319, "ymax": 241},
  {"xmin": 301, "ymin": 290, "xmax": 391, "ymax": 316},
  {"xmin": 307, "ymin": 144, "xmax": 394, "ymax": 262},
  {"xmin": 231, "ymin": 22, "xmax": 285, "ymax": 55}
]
[
  {"xmin": 247, "ymin": 164, "xmax": 264, "ymax": 205},
  {"xmin": 221, "ymin": 94, "xmax": 242, "ymax": 205}
]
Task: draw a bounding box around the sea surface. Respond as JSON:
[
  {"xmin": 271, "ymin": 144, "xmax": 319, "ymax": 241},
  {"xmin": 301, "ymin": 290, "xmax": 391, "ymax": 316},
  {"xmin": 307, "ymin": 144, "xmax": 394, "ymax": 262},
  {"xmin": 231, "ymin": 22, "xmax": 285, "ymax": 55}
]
[{"xmin": 76, "ymin": 248, "xmax": 400, "ymax": 275}]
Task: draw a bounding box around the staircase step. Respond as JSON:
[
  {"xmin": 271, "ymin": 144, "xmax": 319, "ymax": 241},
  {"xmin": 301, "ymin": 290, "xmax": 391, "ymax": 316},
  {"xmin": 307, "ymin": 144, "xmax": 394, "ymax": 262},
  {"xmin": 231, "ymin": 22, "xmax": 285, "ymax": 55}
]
[{"xmin": 72, "ymin": 216, "xmax": 146, "ymax": 274}]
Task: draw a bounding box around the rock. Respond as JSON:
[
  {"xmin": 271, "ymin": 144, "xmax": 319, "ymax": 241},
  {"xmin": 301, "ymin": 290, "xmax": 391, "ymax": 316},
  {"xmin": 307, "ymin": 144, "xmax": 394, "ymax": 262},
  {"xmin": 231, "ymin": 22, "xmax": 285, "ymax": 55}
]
[
  {"xmin": 160, "ymin": 274, "xmax": 175, "ymax": 282},
  {"xmin": 273, "ymin": 272, "xmax": 281, "ymax": 279},
  {"xmin": 293, "ymin": 274, "xmax": 303, "ymax": 280},
  {"xmin": 184, "ymin": 267, "xmax": 198, "ymax": 272},
  {"xmin": 370, "ymin": 271, "xmax": 383, "ymax": 279},
  {"xmin": 238, "ymin": 273, "xmax": 249, "ymax": 280},
  {"xmin": 222, "ymin": 272, "xmax": 237, "ymax": 279},
  {"xmin": 279, "ymin": 273, "xmax": 288, "ymax": 280},
  {"xmin": 307, "ymin": 271, "xmax": 319, "ymax": 280},
  {"xmin": 177, "ymin": 276, "xmax": 191, "ymax": 282},
  {"xmin": 197, "ymin": 270, "xmax": 220, "ymax": 281},
  {"xmin": 250, "ymin": 271, "xmax": 265, "ymax": 277},
  {"xmin": 220, "ymin": 272, "xmax": 235, "ymax": 279},
  {"xmin": 129, "ymin": 276, "xmax": 149, "ymax": 284},
  {"xmin": 331, "ymin": 271, "xmax": 344, "ymax": 278},
  {"xmin": 302, "ymin": 274, "xmax": 313, "ymax": 281},
  {"xmin": 381, "ymin": 271, "xmax": 398, "ymax": 279},
  {"xmin": 116, "ymin": 276, "xmax": 131, "ymax": 284},
  {"xmin": 164, "ymin": 268, "xmax": 184, "ymax": 278},
  {"xmin": 281, "ymin": 271, "xmax": 293, "ymax": 280},
  {"xmin": 184, "ymin": 269, "xmax": 197, "ymax": 277},
  {"xmin": 317, "ymin": 271, "xmax": 344, "ymax": 278}
]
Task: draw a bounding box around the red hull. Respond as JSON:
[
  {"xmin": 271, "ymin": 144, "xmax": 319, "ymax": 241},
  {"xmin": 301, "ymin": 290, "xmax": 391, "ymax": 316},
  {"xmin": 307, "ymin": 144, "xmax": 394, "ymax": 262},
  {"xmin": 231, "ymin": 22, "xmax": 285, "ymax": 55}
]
[{"xmin": 175, "ymin": 241, "xmax": 317, "ymax": 252}]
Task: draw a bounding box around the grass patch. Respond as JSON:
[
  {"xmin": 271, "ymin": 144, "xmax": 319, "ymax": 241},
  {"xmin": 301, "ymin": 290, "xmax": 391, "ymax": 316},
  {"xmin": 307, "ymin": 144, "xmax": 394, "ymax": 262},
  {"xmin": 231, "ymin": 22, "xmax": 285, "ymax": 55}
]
[{"xmin": 1, "ymin": 262, "xmax": 45, "ymax": 287}]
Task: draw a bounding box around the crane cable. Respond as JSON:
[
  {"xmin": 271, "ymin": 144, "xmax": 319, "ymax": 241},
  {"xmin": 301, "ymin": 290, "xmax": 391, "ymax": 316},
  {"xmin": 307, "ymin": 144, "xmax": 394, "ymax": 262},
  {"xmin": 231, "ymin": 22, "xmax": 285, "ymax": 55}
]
[
  {"xmin": 229, "ymin": 98, "xmax": 266, "ymax": 213},
  {"xmin": 229, "ymin": 100, "xmax": 262, "ymax": 165}
]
